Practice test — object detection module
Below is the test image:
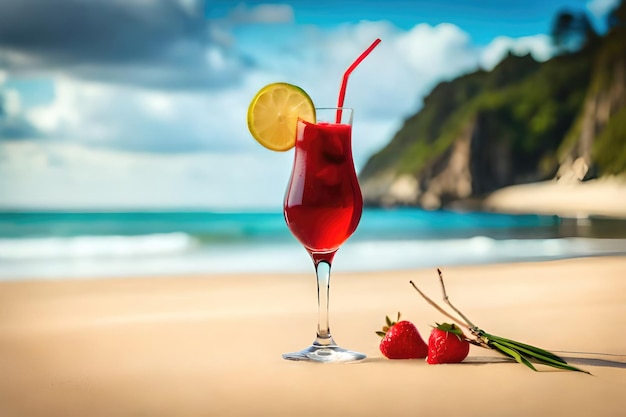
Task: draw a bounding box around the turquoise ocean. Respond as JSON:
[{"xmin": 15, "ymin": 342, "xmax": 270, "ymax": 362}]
[{"xmin": 1, "ymin": 209, "xmax": 626, "ymax": 281}]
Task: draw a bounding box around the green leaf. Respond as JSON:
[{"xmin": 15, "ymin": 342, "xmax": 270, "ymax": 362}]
[
  {"xmin": 534, "ymin": 358, "xmax": 591, "ymax": 374},
  {"xmin": 495, "ymin": 338, "xmax": 562, "ymax": 363},
  {"xmin": 385, "ymin": 316, "xmax": 393, "ymax": 327},
  {"xmin": 435, "ymin": 322, "xmax": 464, "ymax": 337},
  {"xmin": 484, "ymin": 333, "xmax": 564, "ymax": 362},
  {"xmin": 491, "ymin": 341, "xmax": 538, "ymax": 371},
  {"xmin": 375, "ymin": 331, "xmax": 386, "ymax": 338},
  {"xmin": 485, "ymin": 333, "xmax": 590, "ymax": 374}
]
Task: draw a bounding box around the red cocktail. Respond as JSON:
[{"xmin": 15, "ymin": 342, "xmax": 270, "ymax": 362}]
[
  {"xmin": 284, "ymin": 117, "xmax": 362, "ymax": 261},
  {"xmin": 246, "ymin": 39, "xmax": 380, "ymax": 362},
  {"xmin": 282, "ymin": 108, "xmax": 365, "ymax": 362}
]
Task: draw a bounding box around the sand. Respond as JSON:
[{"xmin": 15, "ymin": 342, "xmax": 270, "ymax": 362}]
[
  {"xmin": 483, "ymin": 177, "xmax": 626, "ymax": 219},
  {"xmin": 1, "ymin": 256, "xmax": 625, "ymax": 417}
]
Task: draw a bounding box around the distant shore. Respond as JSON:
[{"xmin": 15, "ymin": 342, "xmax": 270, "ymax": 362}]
[{"xmin": 480, "ymin": 176, "xmax": 626, "ymax": 219}]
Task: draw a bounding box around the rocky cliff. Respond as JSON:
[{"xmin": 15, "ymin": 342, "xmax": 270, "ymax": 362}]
[
  {"xmin": 557, "ymin": 26, "xmax": 626, "ymax": 182},
  {"xmin": 360, "ymin": 23, "xmax": 626, "ymax": 209}
]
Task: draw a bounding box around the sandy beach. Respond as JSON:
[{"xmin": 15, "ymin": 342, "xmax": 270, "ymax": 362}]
[
  {"xmin": 483, "ymin": 177, "xmax": 626, "ymax": 219},
  {"xmin": 1, "ymin": 256, "xmax": 625, "ymax": 417}
]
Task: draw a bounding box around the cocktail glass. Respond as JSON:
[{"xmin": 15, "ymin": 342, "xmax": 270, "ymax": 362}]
[{"xmin": 282, "ymin": 107, "xmax": 365, "ymax": 363}]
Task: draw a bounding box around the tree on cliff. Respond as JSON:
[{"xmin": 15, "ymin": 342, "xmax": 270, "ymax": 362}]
[
  {"xmin": 551, "ymin": 10, "xmax": 597, "ymax": 52},
  {"xmin": 607, "ymin": 0, "xmax": 626, "ymax": 29}
]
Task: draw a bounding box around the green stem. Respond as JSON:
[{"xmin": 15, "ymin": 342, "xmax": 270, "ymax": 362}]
[{"xmin": 411, "ymin": 269, "xmax": 591, "ymax": 374}]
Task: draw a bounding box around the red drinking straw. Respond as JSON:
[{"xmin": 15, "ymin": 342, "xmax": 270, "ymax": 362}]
[{"xmin": 336, "ymin": 38, "xmax": 382, "ymax": 123}]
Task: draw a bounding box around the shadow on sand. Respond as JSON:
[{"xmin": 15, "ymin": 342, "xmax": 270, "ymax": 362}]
[
  {"xmin": 364, "ymin": 353, "xmax": 626, "ymax": 369},
  {"xmin": 464, "ymin": 353, "xmax": 626, "ymax": 369}
]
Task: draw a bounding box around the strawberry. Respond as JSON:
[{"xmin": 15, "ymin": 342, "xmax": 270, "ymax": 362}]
[
  {"xmin": 427, "ymin": 322, "xmax": 470, "ymax": 364},
  {"xmin": 377, "ymin": 313, "xmax": 428, "ymax": 359}
]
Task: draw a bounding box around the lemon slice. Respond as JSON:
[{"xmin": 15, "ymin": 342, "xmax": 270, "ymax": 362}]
[{"xmin": 247, "ymin": 82, "xmax": 316, "ymax": 151}]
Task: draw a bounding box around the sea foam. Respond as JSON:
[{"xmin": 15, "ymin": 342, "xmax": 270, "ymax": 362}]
[
  {"xmin": 1, "ymin": 235, "xmax": 625, "ymax": 281},
  {"xmin": 0, "ymin": 233, "xmax": 197, "ymax": 260}
]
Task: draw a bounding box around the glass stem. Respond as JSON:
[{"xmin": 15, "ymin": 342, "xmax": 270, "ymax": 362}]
[{"xmin": 315, "ymin": 260, "xmax": 335, "ymax": 346}]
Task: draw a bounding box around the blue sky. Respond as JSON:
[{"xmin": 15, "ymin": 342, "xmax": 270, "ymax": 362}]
[
  {"xmin": 210, "ymin": 0, "xmax": 604, "ymax": 43},
  {"xmin": 0, "ymin": 0, "xmax": 620, "ymax": 210}
]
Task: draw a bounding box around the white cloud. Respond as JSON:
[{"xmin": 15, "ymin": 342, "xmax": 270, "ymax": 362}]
[
  {"xmin": 2, "ymin": 14, "xmax": 560, "ymax": 209},
  {"xmin": 397, "ymin": 23, "xmax": 479, "ymax": 81},
  {"xmin": 586, "ymin": 0, "xmax": 620, "ymax": 20},
  {"xmin": 480, "ymin": 34, "xmax": 555, "ymax": 70},
  {"xmin": 26, "ymin": 76, "xmax": 259, "ymax": 153},
  {"xmin": 0, "ymin": 142, "xmax": 293, "ymax": 210},
  {"xmin": 227, "ymin": 3, "xmax": 295, "ymax": 24},
  {"xmin": 1, "ymin": 88, "xmax": 21, "ymax": 117},
  {"xmin": 176, "ymin": 0, "xmax": 203, "ymax": 16},
  {"xmin": 1, "ymin": 83, "xmax": 39, "ymax": 138},
  {"xmin": 0, "ymin": 0, "xmax": 246, "ymax": 90}
]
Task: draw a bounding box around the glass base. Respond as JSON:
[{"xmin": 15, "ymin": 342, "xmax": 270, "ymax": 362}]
[{"xmin": 282, "ymin": 341, "xmax": 366, "ymax": 363}]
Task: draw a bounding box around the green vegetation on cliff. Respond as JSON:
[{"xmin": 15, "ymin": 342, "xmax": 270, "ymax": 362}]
[
  {"xmin": 361, "ymin": 47, "xmax": 594, "ymax": 190},
  {"xmin": 583, "ymin": 26, "xmax": 626, "ymax": 175},
  {"xmin": 360, "ymin": 1, "xmax": 626, "ymax": 206}
]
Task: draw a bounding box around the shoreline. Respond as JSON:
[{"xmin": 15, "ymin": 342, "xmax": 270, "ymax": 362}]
[
  {"xmin": 1, "ymin": 256, "xmax": 625, "ymax": 416},
  {"xmin": 5, "ymin": 246, "xmax": 626, "ymax": 283},
  {"xmin": 7, "ymin": 209, "xmax": 626, "ymax": 281}
]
